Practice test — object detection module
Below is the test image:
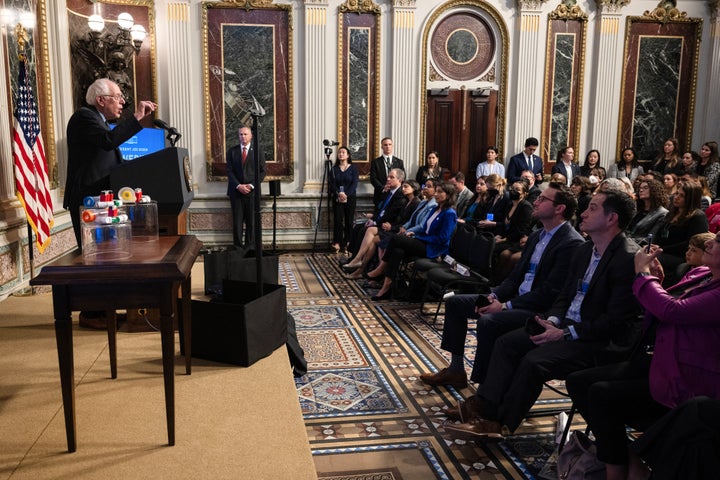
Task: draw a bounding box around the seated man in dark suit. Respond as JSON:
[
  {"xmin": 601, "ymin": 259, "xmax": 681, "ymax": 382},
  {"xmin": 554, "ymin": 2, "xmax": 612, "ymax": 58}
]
[
  {"xmin": 369, "ymin": 137, "xmax": 405, "ymax": 206},
  {"xmin": 346, "ymin": 168, "xmax": 407, "ymax": 259},
  {"xmin": 506, "ymin": 137, "xmax": 544, "ymax": 184},
  {"xmin": 444, "ymin": 191, "xmax": 641, "ymax": 440},
  {"xmin": 420, "ymin": 183, "xmax": 584, "ymax": 389}
]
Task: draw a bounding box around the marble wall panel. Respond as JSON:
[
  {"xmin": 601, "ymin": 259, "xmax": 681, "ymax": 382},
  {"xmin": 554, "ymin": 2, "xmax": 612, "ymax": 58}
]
[
  {"xmin": 348, "ymin": 27, "xmax": 370, "ymax": 161},
  {"xmin": 618, "ymin": 19, "xmax": 702, "ymax": 161},
  {"xmin": 204, "ymin": 6, "xmax": 292, "ymax": 180},
  {"xmin": 632, "ymin": 37, "xmax": 681, "ymax": 160},
  {"xmin": 189, "ymin": 210, "xmax": 312, "ymax": 231},
  {"xmin": 549, "ymin": 33, "xmax": 575, "ymax": 160}
]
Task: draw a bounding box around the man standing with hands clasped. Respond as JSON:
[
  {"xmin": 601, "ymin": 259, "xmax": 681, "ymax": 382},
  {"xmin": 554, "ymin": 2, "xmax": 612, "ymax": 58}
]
[
  {"xmin": 506, "ymin": 137, "xmax": 544, "ymax": 184},
  {"xmin": 227, "ymin": 125, "xmax": 266, "ymax": 247},
  {"xmin": 370, "ymin": 137, "xmax": 405, "ymax": 206}
]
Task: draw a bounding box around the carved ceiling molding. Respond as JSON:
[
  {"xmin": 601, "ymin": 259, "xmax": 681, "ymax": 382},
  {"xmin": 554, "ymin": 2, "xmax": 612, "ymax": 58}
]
[
  {"xmin": 339, "ymin": 0, "xmax": 380, "ymax": 14},
  {"xmin": 594, "ymin": 0, "xmax": 630, "ymax": 14},
  {"xmin": 549, "ymin": 0, "xmax": 588, "ymax": 21},
  {"xmin": 708, "ymin": 0, "xmax": 720, "ymax": 19},
  {"xmin": 517, "ymin": 0, "xmax": 550, "ymax": 10},
  {"xmin": 641, "ymin": 0, "xmax": 690, "ymax": 22},
  {"xmin": 222, "ymin": 0, "xmax": 274, "ymax": 10}
]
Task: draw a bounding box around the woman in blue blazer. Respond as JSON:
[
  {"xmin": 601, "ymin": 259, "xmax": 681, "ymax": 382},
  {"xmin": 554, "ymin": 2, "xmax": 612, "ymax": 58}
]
[{"xmin": 365, "ymin": 182, "xmax": 458, "ymax": 300}]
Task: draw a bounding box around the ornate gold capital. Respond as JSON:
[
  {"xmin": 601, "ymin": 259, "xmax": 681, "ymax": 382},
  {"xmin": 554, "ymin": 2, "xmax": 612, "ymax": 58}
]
[
  {"xmin": 549, "ymin": 0, "xmax": 588, "ymax": 20},
  {"xmin": 594, "ymin": 0, "xmax": 630, "ymax": 14},
  {"xmin": 708, "ymin": 0, "xmax": 720, "ymax": 19},
  {"xmin": 393, "ymin": 0, "xmax": 416, "ymax": 6},
  {"xmin": 339, "ymin": 0, "xmax": 380, "ymax": 14},
  {"xmin": 223, "ymin": 0, "xmax": 274, "ymax": 10},
  {"xmin": 517, "ymin": 0, "xmax": 550, "ymax": 9},
  {"xmin": 641, "ymin": 0, "xmax": 689, "ymax": 22}
]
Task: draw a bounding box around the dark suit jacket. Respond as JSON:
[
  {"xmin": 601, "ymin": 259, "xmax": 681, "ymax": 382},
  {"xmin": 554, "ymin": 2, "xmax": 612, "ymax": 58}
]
[
  {"xmin": 506, "ymin": 152, "xmax": 544, "ymax": 184},
  {"xmin": 64, "ymin": 106, "xmax": 142, "ymax": 209},
  {"xmin": 493, "ymin": 221, "xmax": 585, "ymax": 311},
  {"xmin": 546, "ymin": 233, "xmax": 641, "ymax": 347},
  {"xmin": 551, "ymin": 162, "xmax": 582, "ymax": 182},
  {"xmin": 226, "ymin": 143, "xmax": 266, "ymax": 198},
  {"xmin": 373, "ymin": 187, "xmax": 407, "ymax": 226},
  {"xmin": 370, "ymin": 155, "xmax": 405, "ymax": 205}
]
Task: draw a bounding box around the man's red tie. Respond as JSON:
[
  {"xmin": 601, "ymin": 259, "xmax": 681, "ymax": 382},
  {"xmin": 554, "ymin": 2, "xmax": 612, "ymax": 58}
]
[{"xmin": 242, "ymin": 146, "xmax": 248, "ymax": 164}]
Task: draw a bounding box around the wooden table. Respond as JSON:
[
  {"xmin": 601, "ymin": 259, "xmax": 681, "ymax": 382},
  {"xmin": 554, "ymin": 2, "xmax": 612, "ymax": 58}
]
[{"xmin": 31, "ymin": 235, "xmax": 202, "ymax": 452}]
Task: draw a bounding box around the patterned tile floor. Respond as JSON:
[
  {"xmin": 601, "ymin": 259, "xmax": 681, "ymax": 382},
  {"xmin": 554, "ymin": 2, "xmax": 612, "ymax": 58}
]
[{"xmin": 284, "ymin": 253, "xmax": 576, "ymax": 479}]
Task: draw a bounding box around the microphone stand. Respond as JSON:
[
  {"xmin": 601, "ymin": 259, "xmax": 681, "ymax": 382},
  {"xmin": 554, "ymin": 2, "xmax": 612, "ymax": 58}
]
[{"xmin": 250, "ymin": 97, "xmax": 265, "ymax": 298}]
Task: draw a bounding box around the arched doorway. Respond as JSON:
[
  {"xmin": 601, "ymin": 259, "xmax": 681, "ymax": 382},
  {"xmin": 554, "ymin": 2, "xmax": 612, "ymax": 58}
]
[{"xmin": 420, "ymin": 3, "xmax": 508, "ymax": 185}]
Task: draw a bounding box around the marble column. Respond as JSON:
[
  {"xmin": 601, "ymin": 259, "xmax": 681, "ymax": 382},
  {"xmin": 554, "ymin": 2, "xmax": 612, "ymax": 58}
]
[
  {"xmin": 166, "ymin": 2, "xmax": 195, "ymax": 162},
  {"xmin": 512, "ymin": 0, "xmax": 548, "ymax": 152},
  {"xmin": 303, "ymin": 1, "xmax": 330, "ymax": 192},
  {"xmin": 0, "ymin": 31, "xmax": 14, "ymax": 207},
  {"xmin": 390, "ymin": 0, "xmax": 418, "ymax": 171},
  {"xmin": 588, "ymin": 0, "xmax": 628, "ymax": 164},
  {"xmin": 702, "ymin": 1, "xmax": 720, "ymax": 141}
]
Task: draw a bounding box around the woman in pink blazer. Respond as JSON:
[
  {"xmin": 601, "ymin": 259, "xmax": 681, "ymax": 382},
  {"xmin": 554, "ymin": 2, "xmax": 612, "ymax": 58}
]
[{"xmin": 566, "ymin": 232, "xmax": 720, "ymax": 479}]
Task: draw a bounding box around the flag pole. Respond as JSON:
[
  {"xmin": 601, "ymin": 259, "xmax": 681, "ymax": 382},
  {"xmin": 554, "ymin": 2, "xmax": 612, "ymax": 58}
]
[{"xmin": 26, "ymin": 221, "xmax": 35, "ymax": 294}]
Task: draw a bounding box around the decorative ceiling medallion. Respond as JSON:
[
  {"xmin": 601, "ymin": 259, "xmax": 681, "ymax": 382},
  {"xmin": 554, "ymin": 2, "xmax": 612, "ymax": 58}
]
[
  {"xmin": 550, "ymin": 0, "xmax": 588, "ymax": 21},
  {"xmin": 339, "ymin": 0, "xmax": 381, "ymax": 14},
  {"xmin": 641, "ymin": 0, "xmax": 689, "ymax": 22}
]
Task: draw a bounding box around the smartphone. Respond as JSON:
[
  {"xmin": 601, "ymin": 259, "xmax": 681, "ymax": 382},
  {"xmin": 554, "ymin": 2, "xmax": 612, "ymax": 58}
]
[
  {"xmin": 486, "ymin": 213, "xmax": 494, "ymax": 221},
  {"xmin": 475, "ymin": 294, "xmax": 491, "ymax": 309},
  {"xmin": 645, "ymin": 233, "xmax": 653, "ymax": 253},
  {"xmin": 525, "ymin": 317, "xmax": 545, "ymax": 336}
]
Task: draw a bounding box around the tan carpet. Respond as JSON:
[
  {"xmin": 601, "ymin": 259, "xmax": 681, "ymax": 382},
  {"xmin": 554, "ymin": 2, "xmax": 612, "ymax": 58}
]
[{"xmin": 0, "ymin": 262, "xmax": 316, "ymax": 480}]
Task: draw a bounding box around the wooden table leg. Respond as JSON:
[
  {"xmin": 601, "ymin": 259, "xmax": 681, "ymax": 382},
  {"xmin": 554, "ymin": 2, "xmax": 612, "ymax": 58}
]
[
  {"xmin": 180, "ymin": 276, "xmax": 192, "ymax": 375},
  {"xmin": 52, "ymin": 286, "xmax": 77, "ymax": 453},
  {"xmin": 106, "ymin": 309, "xmax": 117, "ymax": 379},
  {"xmin": 159, "ymin": 287, "xmax": 175, "ymax": 446}
]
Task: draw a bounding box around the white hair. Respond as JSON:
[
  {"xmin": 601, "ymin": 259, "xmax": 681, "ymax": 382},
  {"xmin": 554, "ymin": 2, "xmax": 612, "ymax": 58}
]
[{"xmin": 85, "ymin": 78, "xmax": 116, "ymax": 106}]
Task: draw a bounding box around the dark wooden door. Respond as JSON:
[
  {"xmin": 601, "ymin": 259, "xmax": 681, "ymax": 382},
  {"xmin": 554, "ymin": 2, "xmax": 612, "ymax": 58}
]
[{"xmin": 425, "ymin": 89, "xmax": 497, "ymax": 185}]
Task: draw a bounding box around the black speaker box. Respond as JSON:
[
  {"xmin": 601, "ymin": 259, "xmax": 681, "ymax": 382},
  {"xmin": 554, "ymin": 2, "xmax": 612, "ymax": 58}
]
[{"xmin": 191, "ymin": 280, "xmax": 287, "ymax": 367}]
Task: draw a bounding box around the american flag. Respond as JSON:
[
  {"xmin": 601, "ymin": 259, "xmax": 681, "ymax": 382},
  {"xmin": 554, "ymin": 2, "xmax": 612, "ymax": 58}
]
[{"xmin": 13, "ymin": 53, "xmax": 53, "ymax": 253}]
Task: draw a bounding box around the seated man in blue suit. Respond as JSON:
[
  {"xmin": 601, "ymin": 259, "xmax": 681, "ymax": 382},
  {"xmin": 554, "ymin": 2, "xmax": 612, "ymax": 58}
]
[
  {"xmin": 419, "ymin": 182, "xmax": 585, "ymax": 388},
  {"xmin": 506, "ymin": 137, "xmax": 544, "ymax": 184}
]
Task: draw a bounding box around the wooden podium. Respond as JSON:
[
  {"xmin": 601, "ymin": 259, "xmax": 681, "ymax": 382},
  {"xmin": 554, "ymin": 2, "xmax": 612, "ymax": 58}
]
[{"xmin": 110, "ymin": 147, "xmax": 194, "ymax": 234}]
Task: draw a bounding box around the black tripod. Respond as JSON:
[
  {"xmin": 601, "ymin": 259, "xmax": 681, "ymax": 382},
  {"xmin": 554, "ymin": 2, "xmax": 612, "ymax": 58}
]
[{"xmin": 312, "ymin": 147, "xmax": 334, "ymax": 254}]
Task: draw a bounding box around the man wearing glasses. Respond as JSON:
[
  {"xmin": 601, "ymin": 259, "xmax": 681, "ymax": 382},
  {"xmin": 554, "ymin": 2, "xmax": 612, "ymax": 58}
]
[
  {"xmin": 419, "ymin": 182, "xmax": 584, "ymax": 389},
  {"xmin": 64, "ymin": 78, "xmax": 157, "ymax": 249},
  {"xmin": 64, "ymin": 78, "xmax": 156, "ymax": 328}
]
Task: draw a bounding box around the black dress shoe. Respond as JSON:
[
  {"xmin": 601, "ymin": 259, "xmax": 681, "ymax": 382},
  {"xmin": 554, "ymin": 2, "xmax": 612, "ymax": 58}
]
[{"xmin": 371, "ymin": 291, "xmax": 392, "ymax": 301}]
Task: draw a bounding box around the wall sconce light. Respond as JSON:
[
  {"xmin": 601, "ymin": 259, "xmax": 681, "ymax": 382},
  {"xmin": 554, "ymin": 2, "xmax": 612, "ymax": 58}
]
[
  {"xmin": 429, "ymin": 86, "xmax": 450, "ymax": 96},
  {"xmin": 80, "ymin": 1, "xmax": 146, "ymax": 69},
  {"xmin": 1, "ymin": 8, "xmax": 36, "ymax": 29}
]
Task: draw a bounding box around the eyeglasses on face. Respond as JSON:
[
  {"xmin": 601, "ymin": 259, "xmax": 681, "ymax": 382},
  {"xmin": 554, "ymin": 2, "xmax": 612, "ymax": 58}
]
[
  {"xmin": 102, "ymin": 94, "xmax": 125, "ymax": 102},
  {"xmin": 535, "ymin": 195, "xmax": 558, "ymax": 205}
]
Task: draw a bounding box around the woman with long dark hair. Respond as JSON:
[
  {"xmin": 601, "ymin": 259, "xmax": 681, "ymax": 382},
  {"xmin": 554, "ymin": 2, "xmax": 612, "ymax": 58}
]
[
  {"xmin": 697, "ymin": 141, "xmax": 720, "ymax": 199},
  {"xmin": 416, "ymin": 151, "xmax": 447, "ymax": 184},
  {"xmin": 607, "ymin": 147, "xmax": 644, "ymax": 182},
  {"xmin": 580, "ymin": 149, "xmax": 606, "ymax": 180},
  {"xmin": 365, "ymin": 182, "xmax": 458, "ymax": 301},
  {"xmin": 328, "ymin": 146, "xmax": 359, "ymax": 253},
  {"xmin": 656, "ymin": 180, "xmax": 709, "ymax": 275},
  {"xmin": 650, "ymin": 138, "xmax": 681, "ymax": 175},
  {"xmin": 627, "ymin": 178, "xmax": 669, "ymax": 244}
]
